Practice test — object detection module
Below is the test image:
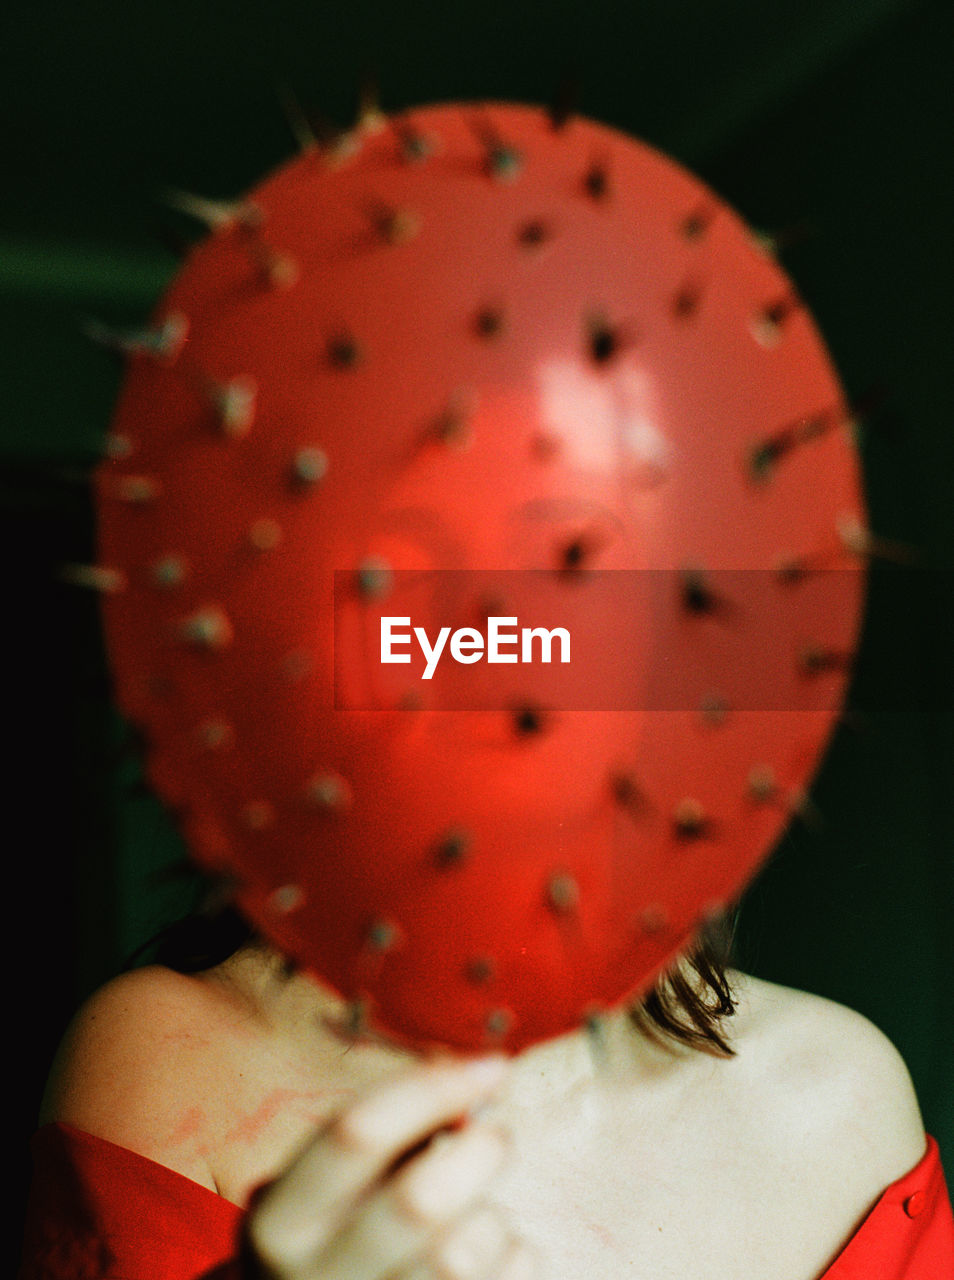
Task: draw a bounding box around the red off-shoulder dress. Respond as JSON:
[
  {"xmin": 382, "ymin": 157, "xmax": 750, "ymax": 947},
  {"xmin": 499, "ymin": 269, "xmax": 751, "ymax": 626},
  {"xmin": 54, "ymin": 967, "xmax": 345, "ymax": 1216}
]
[{"xmin": 19, "ymin": 1122, "xmax": 954, "ymax": 1279}]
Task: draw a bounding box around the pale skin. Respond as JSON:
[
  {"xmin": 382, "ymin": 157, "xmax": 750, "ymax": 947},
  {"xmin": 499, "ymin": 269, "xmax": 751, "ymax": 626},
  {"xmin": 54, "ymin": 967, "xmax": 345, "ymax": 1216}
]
[{"xmin": 41, "ymin": 943, "xmax": 928, "ymax": 1280}]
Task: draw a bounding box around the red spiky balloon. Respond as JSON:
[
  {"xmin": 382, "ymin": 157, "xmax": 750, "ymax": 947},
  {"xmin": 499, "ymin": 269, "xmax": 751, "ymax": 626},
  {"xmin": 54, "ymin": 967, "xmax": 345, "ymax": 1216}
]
[{"xmin": 93, "ymin": 102, "xmax": 865, "ymax": 1053}]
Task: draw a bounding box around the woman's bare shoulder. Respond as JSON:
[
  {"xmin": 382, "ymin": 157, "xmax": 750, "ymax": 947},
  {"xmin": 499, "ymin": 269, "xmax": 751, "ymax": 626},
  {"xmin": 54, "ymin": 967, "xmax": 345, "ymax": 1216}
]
[
  {"xmin": 728, "ymin": 971, "xmax": 927, "ymax": 1186},
  {"xmin": 39, "ymin": 963, "xmax": 254, "ymax": 1187}
]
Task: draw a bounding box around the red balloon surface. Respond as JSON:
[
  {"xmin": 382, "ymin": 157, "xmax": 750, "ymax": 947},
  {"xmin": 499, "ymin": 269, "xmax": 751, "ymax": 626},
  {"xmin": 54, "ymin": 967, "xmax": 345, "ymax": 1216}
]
[{"xmin": 94, "ymin": 102, "xmax": 866, "ymax": 1053}]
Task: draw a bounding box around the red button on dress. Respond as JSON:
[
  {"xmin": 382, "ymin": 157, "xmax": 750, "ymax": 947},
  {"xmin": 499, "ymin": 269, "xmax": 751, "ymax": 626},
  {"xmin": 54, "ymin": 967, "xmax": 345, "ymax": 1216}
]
[{"xmin": 904, "ymin": 1191, "xmax": 927, "ymax": 1219}]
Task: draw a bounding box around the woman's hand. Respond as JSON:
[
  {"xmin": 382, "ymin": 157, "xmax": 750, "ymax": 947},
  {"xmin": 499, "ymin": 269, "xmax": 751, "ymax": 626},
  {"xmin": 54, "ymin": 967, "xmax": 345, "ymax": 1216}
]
[{"xmin": 242, "ymin": 1055, "xmax": 537, "ymax": 1280}]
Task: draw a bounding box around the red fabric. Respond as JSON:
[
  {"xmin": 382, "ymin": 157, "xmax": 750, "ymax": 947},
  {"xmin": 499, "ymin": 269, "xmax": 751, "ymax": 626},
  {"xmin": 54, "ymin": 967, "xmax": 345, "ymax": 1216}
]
[
  {"xmin": 19, "ymin": 1122, "xmax": 954, "ymax": 1279},
  {"xmin": 822, "ymin": 1134, "xmax": 954, "ymax": 1278},
  {"xmin": 18, "ymin": 1124, "xmax": 242, "ymax": 1280}
]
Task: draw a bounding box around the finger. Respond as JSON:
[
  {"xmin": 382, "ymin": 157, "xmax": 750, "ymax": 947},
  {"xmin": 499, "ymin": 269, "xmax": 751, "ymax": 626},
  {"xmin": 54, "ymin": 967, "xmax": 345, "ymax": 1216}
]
[
  {"xmin": 316, "ymin": 1122, "xmax": 510, "ymax": 1280},
  {"xmin": 495, "ymin": 1239, "xmax": 540, "ymax": 1280},
  {"xmin": 428, "ymin": 1204, "xmax": 514, "ymax": 1279},
  {"xmin": 247, "ymin": 1056, "xmax": 509, "ymax": 1274},
  {"xmin": 400, "ymin": 1228, "xmax": 539, "ymax": 1280},
  {"xmin": 337, "ymin": 1054, "xmax": 509, "ymax": 1152}
]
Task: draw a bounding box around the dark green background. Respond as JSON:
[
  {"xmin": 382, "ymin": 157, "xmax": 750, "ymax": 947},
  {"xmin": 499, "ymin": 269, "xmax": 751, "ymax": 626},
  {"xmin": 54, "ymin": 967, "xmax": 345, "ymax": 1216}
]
[{"xmin": 7, "ymin": 0, "xmax": 952, "ymax": 1257}]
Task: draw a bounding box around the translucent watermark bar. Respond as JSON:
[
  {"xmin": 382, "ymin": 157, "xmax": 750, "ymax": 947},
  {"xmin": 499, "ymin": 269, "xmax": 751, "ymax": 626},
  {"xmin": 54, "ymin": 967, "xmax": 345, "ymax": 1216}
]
[{"xmin": 332, "ymin": 568, "xmax": 950, "ymax": 712}]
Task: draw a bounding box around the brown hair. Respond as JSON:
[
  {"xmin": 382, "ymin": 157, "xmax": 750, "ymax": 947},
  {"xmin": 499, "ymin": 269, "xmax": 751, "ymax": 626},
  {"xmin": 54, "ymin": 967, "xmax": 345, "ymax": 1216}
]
[{"xmin": 628, "ymin": 914, "xmax": 738, "ymax": 1056}]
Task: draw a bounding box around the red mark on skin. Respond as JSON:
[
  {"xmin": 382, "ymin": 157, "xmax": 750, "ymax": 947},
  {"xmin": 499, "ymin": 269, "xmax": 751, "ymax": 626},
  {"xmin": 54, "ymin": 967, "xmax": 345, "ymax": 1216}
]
[
  {"xmin": 287, "ymin": 1087, "xmax": 356, "ymax": 1126},
  {"xmin": 223, "ymin": 1088, "xmax": 354, "ymax": 1146},
  {"xmin": 224, "ymin": 1089, "xmax": 300, "ymax": 1145},
  {"xmin": 168, "ymin": 1105, "xmax": 207, "ymax": 1146},
  {"xmin": 158, "ymin": 1026, "xmax": 213, "ymax": 1046},
  {"xmin": 583, "ymin": 1220, "xmax": 617, "ymax": 1249}
]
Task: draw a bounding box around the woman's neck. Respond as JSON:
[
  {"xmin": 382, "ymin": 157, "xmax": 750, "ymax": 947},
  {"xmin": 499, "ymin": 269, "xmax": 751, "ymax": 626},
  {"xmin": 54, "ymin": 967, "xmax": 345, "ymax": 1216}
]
[{"xmin": 200, "ymin": 941, "xmax": 725, "ymax": 1111}]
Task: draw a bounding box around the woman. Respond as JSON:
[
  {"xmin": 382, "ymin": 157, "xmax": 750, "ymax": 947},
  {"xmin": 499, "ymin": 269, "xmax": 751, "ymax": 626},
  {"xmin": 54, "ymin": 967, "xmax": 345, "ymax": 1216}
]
[
  {"xmin": 20, "ymin": 98, "xmax": 953, "ymax": 1279},
  {"xmin": 23, "ymin": 913, "xmax": 947, "ymax": 1279}
]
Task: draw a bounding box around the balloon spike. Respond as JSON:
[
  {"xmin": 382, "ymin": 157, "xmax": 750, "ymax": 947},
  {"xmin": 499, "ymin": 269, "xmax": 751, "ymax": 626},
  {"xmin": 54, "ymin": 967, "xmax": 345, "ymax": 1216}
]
[
  {"xmin": 517, "ymin": 218, "xmax": 551, "ymax": 250},
  {"xmin": 512, "ymin": 704, "xmax": 548, "ymax": 736},
  {"xmin": 586, "ymin": 313, "xmax": 621, "ymax": 364},
  {"xmin": 746, "ymin": 764, "xmax": 777, "ymax": 803},
  {"xmin": 291, "ymin": 446, "xmax": 330, "ymax": 486},
  {"xmin": 637, "ymin": 904, "xmax": 669, "ymax": 936},
  {"xmin": 700, "ymin": 692, "xmax": 730, "ymax": 726},
  {"xmin": 484, "ymin": 1008, "xmax": 514, "ymax": 1044},
  {"xmin": 584, "ymin": 1010, "xmax": 609, "ymax": 1070},
  {"xmin": 680, "ymin": 567, "xmax": 716, "ymax": 614},
  {"xmin": 672, "ymin": 277, "xmax": 703, "ymax": 320},
  {"xmin": 279, "ymin": 95, "xmax": 357, "ymax": 163},
  {"xmin": 162, "ymin": 187, "xmax": 257, "ymax": 231},
  {"xmin": 680, "ymin": 568, "xmax": 737, "ymax": 621},
  {"xmin": 366, "ymin": 199, "xmax": 420, "ymax": 246},
  {"xmin": 172, "ymin": 355, "xmax": 259, "ymax": 438},
  {"xmin": 838, "ymin": 705, "xmax": 873, "ymax": 736},
  {"xmin": 788, "ymin": 788, "xmax": 824, "ymax": 831},
  {"xmin": 798, "ymin": 643, "xmax": 854, "ymax": 676},
  {"xmin": 82, "ymin": 313, "xmax": 188, "ymax": 362},
  {"xmin": 365, "ymin": 918, "xmax": 400, "ymax": 953},
  {"xmin": 163, "ymin": 188, "xmax": 296, "ymax": 287},
  {"xmin": 196, "ymin": 717, "xmax": 235, "ymax": 750},
  {"xmin": 356, "ymin": 557, "xmax": 394, "ymax": 599},
  {"xmin": 846, "ymin": 382, "xmax": 890, "ymax": 436},
  {"xmin": 113, "ymin": 474, "xmax": 161, "ymax": 504},
  {"xmin": 611, "ymin": 771, "xmax": 647, "ymax": 816},
  {"xmin": 339, "ymin": 997, "xmax": 371, "ymax": 1046},
  {"xmin": 583, "ymin": 156, "xmax": 610, "ymax": 201},
  {"xmin": 237, "ymin": 228, "xmax": 298, "ymax": 290},
  {"xmin": 434, "ymin": 828, "xmax": 473, "ymax": 869},
  {"xmin": 210, "ymin": 375, "xmax": 257, "ymax": 438},
  {"xmin": 673, "ymin": 798, "xmax": 712, "ymax": 840},
  {"xmin": 179, "ymin": 605, "xmax": 234, "ymax": 650},
  {"xmin": 837, "ymin": 515, "xmax": 919, "ymax": 566},
  {"xmin": 151, "ymin": 555, "xmax": 188, "ymax": 588},
  {"xmin": 680, "ymin": 204, "xmax": 714, "ymax": 241},
  {"xmin": 546, "ymin": 870, "xmax": 580, "ymax": 915},
  {"xmin": 59, "ymin": 563, "xmax": 127, "ymax": 593},
  {"xmin": 305, "ymin": 771, "xmax": 352, "ymax": 812},
  {"xmin": 775, "ymin": 550, "xmax": 834, "ymax": 584},
  {"xmin": 750, "ymin": 219, "xmax": 815, "ymax": 258},
  {"xmin": 473, "ymin": 305, "xmax": 506, "ymax": 340},
  {"xmin": 751, "ymin": 292, "xmax": 802, "ymax": 347},
  {"xmin": 465, "ymin": 956, "xmax": 496, "ymax": 986},
  {"xmin": 429, "ymin": 390, "xmax": 476, "ymax": 450},
  {"xmin": 547, "ymin": 68, "xmax": 580, "ymax": 130},
  {"xmin": 240, "ymin": 799, "xmax": 275, "ymax": 831},
  {"xmin": 748, "ymin": 404, "xmax": 844, "ymax": 481},
  {"xmin": 277, "ymin": 82, "xmax": 319, "ymax": 153},
  {"xmin": 103, "ymin": 432, "xmax": 133, "ymax": 460},
  {"xmin": 559, "ymin": 530, "xmax": 605, "ymax": 575},
  {"xmin": 327, "ymin": 331, "xmax": 363, "ymax": 369},
  {"xmin": 467, "ymin": 112, "xmax": 523, "ymax": 181},
  {"xmin": 270, "ymin": 877, "xmax": 302, "ymax": 913},
  {"xmin": 392, "ymin": 113, "xmax": 435, "ymax": 164},
  {"xmin": 247, "ymin": 518, "xmax": 283, "ymax": 551},
  {"xmin": 356, "ymin": 67, "xmax": 386, "ymax": 133},
  {"xmin": 311, "ymin": 109, "xmax": 353, "ymax": 151}
]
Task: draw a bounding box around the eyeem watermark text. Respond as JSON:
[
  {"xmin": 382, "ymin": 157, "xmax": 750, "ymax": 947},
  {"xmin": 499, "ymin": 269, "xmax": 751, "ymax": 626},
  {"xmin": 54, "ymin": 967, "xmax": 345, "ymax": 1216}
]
[{"xmin": 381, "ymin": 616, "xmax": 571, "ymax": 680}]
